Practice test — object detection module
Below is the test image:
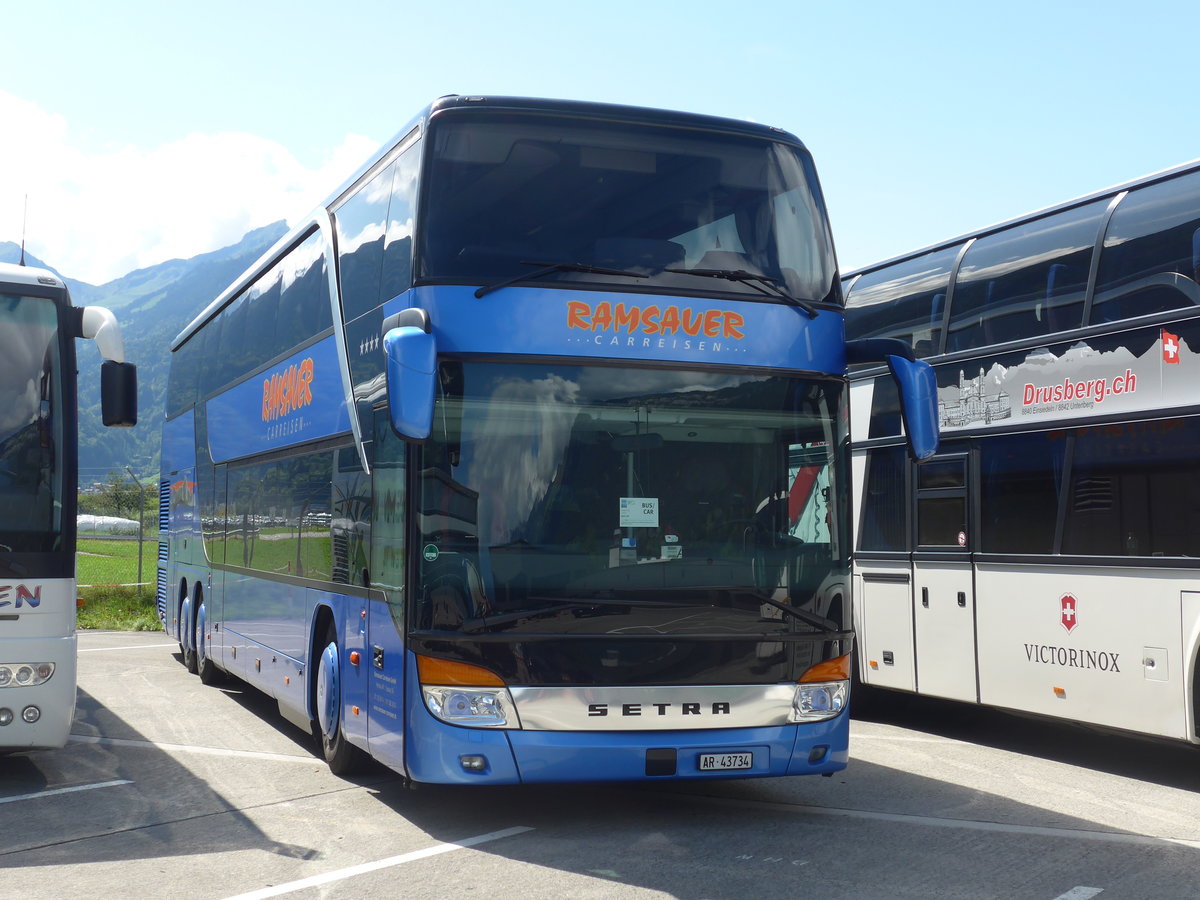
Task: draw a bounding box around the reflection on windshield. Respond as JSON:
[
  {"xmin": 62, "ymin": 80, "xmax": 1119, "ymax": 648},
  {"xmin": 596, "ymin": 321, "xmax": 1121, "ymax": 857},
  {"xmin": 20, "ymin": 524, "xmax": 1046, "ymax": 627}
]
[
  {"xmin": 420, "ymin": 111, "xmax": 838, "ymax": 305},
  {"xmin": 0, "ymin": 294, "xmax": 62, "ymax": 552},
  {"xmin": 415, "ymin": 362, "xmax": 847, "ymax": 637}
]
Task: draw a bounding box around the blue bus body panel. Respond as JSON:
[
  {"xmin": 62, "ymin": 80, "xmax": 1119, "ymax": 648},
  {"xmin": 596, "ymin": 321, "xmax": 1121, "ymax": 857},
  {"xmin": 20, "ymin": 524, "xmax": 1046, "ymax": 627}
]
[
  {"xmin": 504, "ymin": 717, "xmax": 848, "ymax": 782},
  {"xmin": 206, "ymin": 335, "xmax": 352, "ymax": 463},
  {"xmin": 337, "ymin": 593, "xmax": 371, "ymax": 751},
  {"xmin": 400, "ymin": 651, "xmax": 849, "ymax": 784},
  {"xmin": 367, "ymin": 596, "xmax": 408, "ymax": 772},
  {"xmin": 384, "ymin": 285, "xmax": 846, "ymax": 374},
  {"xmin": 403, "ymin": 651, "xmax": 521, "ymax": 784}
]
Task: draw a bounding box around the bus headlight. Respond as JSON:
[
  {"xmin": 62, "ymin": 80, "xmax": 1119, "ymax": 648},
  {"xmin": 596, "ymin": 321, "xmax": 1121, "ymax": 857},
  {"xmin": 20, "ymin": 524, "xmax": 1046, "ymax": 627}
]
[
  {"xmin": 789, "ymin": 681, "xmax": 848, "ymax": 722},
  {"xmin": 0, "ymin": 663, "xmax": 55, "ymax": 688},
  {"xmin": 422, "ymin": 686, "xmax": 516, "ymax": 728},
  {"xmin": 417, "ymin": 654, "xmax": 518, "ymax": 728}
]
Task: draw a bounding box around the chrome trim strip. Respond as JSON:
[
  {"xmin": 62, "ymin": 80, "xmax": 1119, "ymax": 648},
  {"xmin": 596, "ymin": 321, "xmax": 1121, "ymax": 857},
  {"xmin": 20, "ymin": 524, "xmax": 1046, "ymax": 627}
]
[{"xmin": 510, "ymin": 684, "xmax": 799, "ymax": 732}]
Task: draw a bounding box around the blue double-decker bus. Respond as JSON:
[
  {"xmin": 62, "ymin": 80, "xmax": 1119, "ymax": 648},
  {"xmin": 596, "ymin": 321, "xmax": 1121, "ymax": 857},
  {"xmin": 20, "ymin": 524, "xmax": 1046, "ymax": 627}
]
[{"xmin": 159, "ymin": 95, "xmax": 936, "ymax": 784}]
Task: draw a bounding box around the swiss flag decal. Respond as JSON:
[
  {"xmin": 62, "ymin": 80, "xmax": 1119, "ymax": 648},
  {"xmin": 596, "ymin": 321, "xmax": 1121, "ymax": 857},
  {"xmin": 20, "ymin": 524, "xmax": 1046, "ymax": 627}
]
[{"xmin": 1162, "ymin": 329, "xmax": 1181, "ymax": 364}]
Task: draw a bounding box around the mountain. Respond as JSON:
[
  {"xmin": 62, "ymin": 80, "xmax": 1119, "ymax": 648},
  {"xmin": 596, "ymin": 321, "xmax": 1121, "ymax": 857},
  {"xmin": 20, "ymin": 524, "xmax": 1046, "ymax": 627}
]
[
  {"xmin": 0, "ymin": 242, "xmax": 103, "ymax": 305},
  {"xmin": 3, "ymin": 224, "xmax": 290, "ymax": 484}
]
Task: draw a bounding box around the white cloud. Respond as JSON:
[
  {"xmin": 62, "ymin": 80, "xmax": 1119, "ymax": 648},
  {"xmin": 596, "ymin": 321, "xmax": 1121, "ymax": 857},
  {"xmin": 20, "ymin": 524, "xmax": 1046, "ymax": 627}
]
[{"xmin": 0, "ymin": 90, "xmax": 378, "ymax": 284}]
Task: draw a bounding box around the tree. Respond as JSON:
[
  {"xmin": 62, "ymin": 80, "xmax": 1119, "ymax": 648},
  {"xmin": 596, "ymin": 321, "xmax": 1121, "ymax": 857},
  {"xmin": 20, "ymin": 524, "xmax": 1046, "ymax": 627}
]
[{"xmin": 95, "ymin": 472, "xmax": 142, "ymax": 520}]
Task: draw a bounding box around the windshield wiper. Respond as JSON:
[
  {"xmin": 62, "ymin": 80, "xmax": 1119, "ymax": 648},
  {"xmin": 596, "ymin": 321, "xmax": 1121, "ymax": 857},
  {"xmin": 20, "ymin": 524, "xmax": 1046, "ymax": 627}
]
[
  {"xmin": 474, "ymin": 260, "xmax": 648, "ymax": 298},
  {"xmin": 665, "ymin": 267, "xmax": 818, "ymax": 318},
  {"xmin": 456, "ymin": 594, "xmax": 843, "ymax": 635}
]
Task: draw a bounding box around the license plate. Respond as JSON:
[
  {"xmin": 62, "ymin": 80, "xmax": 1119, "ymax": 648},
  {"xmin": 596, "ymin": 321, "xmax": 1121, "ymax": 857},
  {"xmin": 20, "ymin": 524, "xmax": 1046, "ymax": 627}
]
[{"xmin": 698, "ymin": 752, "xmax": 753, "ymax": 771}]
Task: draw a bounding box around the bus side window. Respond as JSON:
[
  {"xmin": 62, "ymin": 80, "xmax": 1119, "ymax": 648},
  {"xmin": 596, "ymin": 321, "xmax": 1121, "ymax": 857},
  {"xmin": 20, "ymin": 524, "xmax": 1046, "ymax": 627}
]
[
  {"xmin": 948, "ymin": 202, "xmax": 1102, "ymax": 350},
  {"xmin": 335, "ymin": 163, "xmax": 393, "ymax": 322},
  {"xmin": 858, "ymin": 446, "xmax": 906, "ymax": 552},
  {"xmin": 1091, "ymin": 171, "xmax": 1200, "ymax": 324},
  {"xmin": 844, "ymin": 246, "xmax": 956, "ymax": 358}
]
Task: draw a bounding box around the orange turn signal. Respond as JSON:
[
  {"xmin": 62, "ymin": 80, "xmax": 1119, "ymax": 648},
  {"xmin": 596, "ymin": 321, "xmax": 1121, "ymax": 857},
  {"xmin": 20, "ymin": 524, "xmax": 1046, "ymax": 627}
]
[
  {"xmin": 798, "ymin": 654, "xmax": 851, "ymax": 683},
  {"xmin": 417, "ymin": 655, "xmax": 505, "ymax": 687},
  {"xmin": 349, "ymin": 651, "xmax": 361, "ymax": 666}
]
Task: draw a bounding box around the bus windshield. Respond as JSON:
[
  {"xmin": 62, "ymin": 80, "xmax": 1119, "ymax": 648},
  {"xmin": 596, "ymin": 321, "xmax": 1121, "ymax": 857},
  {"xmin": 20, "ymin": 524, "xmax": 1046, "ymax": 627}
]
[
  {"xmin": 413, "ymin": 361, "xmax": 848, "ymax": 643},
  {"xmin": 0, "ymin": 293, "xmax": 63, "ymax": 553},
  {"xmin": 419, "ymin": 111, "xmax": 839, "ymax": 306}
]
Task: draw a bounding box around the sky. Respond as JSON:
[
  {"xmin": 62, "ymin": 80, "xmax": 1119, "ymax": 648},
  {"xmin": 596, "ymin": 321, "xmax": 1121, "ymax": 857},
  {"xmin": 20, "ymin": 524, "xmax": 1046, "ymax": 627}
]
[{"xmin": 4, "ymin": 0, "xmax": 1200, "ymax": 285}]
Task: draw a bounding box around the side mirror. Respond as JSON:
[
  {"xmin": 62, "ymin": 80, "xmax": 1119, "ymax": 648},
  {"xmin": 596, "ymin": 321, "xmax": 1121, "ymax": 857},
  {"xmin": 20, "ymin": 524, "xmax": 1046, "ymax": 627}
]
[
  {"xmin": 845, "ymin": 338, "xmax": 939, "ymax": 461},
  {"xmin": 101, "ymin": 360, "xmax": 138, "ymax": 427},
  {"xmin": 888, "ymin": 355, "xmax": 938, "ymax": 460},
  {"xmin": 383, "ymin": 323, "xmax": 437, "ymax": 440}
]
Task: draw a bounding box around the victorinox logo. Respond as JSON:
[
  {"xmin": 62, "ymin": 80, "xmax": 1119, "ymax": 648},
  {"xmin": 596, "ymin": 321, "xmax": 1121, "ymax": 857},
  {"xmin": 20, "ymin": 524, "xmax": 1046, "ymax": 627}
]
[{"xmin": 1060, "ymin": 593, "xmax": 1078, "ymax": 634}]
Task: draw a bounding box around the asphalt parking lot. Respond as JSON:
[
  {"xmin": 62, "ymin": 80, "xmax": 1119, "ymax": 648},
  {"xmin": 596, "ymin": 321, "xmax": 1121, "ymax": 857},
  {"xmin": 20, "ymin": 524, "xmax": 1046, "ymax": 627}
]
[{"xmin": 3, "ymin": 631, "xmax": 1200, "ymax": 899}]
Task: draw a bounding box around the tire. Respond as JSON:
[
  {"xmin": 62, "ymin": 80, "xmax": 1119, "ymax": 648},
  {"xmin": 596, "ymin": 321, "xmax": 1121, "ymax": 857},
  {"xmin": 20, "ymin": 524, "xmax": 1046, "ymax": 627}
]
[
  {"xmin": 195, "ymin": 600, "xmax": 220, "ymax": 685},
  {"xmin": 181, "ymin": 595, "xmax": 198, "ymax": 674},
  {"xmin": 314, "ymin": 624, "xmax": 367, "ymax": 775}
]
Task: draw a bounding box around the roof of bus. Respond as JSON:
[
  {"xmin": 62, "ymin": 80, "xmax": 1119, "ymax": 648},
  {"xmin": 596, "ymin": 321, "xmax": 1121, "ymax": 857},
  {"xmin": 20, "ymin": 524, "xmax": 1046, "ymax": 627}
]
[
  {"xmin": 0, "ymin": 260, "xmax": 65, "ymax": 290},
  {"xmin": 842, "ymin": 156, "xmax": 1200, "ymax": 282},
  {"xmin": 173, "ymin": 95, "xmax": 811, "ymax": 350}
]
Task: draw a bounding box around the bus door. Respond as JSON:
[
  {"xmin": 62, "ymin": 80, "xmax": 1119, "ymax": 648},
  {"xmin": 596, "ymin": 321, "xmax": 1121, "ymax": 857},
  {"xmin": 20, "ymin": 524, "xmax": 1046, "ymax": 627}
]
[
  {"xmin": 366, "ymin": 410, "xmax": 408, "ymax": 772},
  {"xmin": 912, "ymin": 452, "xmax": 978, "ymax": 702}
]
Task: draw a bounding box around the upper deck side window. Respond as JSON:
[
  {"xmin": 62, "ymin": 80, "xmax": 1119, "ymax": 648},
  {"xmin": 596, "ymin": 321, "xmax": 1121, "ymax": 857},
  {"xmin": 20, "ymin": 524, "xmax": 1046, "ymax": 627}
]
[
  {"xmin": 333, "ymin": 137, "xmax": 421, "ymax": 323},
  {"xmin": 945, "ymin": 200, "xmax": 1107, "ymax": 353},
  {"xmin": 167, "ymin": 230, "xmax": 334, "ymax": 415},
  {"xmin": 844, "ymin": 246, "xmax": 959, "ymax": 356},
  {"xmin": 1091, "ymin": 169, "xmax": 1200, "ymax": 324}
]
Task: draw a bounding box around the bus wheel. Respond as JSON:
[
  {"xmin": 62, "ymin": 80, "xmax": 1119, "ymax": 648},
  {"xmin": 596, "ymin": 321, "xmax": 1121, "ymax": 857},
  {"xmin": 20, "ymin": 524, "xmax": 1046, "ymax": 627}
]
[
  {"xmin": 195, "ymin": 600, "xmax": 220, "ymax": 685},
  {"xmin": 315, "ymin": 625, "xmax": 366, "ymax": 775},
  {"xmin": 181, "ymin": 594, "xmax": 197, "ymax": 674}
]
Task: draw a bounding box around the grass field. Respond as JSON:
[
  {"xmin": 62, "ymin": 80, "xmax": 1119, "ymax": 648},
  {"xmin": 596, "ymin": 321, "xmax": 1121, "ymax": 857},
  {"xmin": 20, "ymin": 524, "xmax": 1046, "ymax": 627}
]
[
  {"xmin": 76, "ymin": 585, "xmax": 161, "ymax": 631},
  {"xmin": 77, "ymin": 537, "xmax": 148, "ymax": 586},
  {"xmin": 76, "ymin": 538, "xmax": 161, "ymax": 630}
]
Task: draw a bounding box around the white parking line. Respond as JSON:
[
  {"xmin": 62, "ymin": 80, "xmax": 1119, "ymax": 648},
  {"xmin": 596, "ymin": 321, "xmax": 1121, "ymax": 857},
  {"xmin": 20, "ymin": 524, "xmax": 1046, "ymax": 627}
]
[
  {"xmin": 0, "ymin": 779, "xmax": 132, "ymax": 804},
  {"xmin": 219, "ymin": 825, "xmax": 534, "ymax": 900},
  {"xmin": 78, "ymin": 643, "xmax": 177, "ymax": 652},
  {"xmin": 1053, "ymin": 888, "xmax": 1103, "ymax": 900},
  {"xmin": 68, "ymin": 734, "xmax": 318, "ymax": 763},
  {"xmin": 852, "ymin": 733, "xmax": 964, "ymax": 744}
]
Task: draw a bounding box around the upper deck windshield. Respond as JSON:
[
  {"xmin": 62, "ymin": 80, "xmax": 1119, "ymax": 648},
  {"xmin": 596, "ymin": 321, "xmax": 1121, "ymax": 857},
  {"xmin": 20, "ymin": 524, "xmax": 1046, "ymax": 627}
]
[
  {"xmin": 419, "ymin": 110, "xmax": 839, "ymax": 306},
  {"xmin": 0, "ymin": 294, "xmax": 64, "ymax": 553},
  {"xmin": 412, "ymin": 362, "xmax": 848, "ymax": 648}
]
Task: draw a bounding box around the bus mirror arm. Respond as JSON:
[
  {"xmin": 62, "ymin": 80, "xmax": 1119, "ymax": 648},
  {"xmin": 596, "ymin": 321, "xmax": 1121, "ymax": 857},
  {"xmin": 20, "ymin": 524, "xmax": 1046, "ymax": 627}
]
[
  {"xmin": 384, "ymin": 322, "xmax": 437, "ymax": 441},
  {"xmin": 844, "ymin": 337, "xmax": 917, "ymax": 365},
  {"xmin": 80, "ymin": 306, "xmax": 128, "ymax": 363},
  {"xmin": 76, "ymin": 306, "xmax": 137, "ymax": 427}
]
